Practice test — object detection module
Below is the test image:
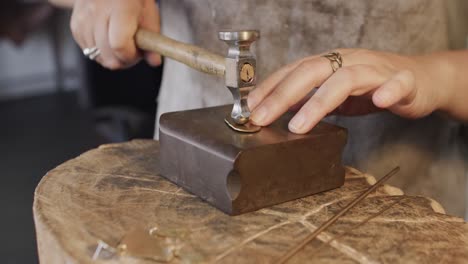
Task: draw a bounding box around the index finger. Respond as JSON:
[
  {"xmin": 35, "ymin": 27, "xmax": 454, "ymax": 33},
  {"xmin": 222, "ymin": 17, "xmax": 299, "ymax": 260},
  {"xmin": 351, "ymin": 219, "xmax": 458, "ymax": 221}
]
[
  {"xmin": 250, "ymin": 57, "xmax": 333, "ymax": 126},
  {"xmin": 248, "ymin": 56, "xmax": 320, "ymax": 110},
  {"xmin": 288, "ymin": 65, "xmax": 387, "ymax": 133}
]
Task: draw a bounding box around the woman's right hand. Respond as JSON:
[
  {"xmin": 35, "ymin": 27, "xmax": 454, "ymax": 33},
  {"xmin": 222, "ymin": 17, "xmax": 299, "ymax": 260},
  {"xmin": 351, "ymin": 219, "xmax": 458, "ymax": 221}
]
[{"xmin": 70, "ymin": 0, "xmax": 161, "ymax": 69}]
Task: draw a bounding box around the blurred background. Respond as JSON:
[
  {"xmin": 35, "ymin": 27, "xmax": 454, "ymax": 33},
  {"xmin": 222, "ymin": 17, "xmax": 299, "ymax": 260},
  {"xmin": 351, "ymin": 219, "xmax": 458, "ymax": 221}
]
[{"xmin": 0, "ymin": 2, "xmax": 162, "ymax": 263}]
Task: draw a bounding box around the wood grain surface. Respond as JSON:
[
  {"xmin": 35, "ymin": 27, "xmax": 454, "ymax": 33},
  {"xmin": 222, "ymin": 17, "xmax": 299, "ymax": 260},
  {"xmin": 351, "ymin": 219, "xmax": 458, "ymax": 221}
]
[{"xmin": 33, "ymin": 140, "xmax": 468, "ymax": 263}]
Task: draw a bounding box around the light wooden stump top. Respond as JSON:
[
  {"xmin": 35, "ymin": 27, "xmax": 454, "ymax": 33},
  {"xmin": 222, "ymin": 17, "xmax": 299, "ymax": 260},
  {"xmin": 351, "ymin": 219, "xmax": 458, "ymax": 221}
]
[{"xmin": 33, "ymin": 140, "xmax": 468, "ymax": 263}]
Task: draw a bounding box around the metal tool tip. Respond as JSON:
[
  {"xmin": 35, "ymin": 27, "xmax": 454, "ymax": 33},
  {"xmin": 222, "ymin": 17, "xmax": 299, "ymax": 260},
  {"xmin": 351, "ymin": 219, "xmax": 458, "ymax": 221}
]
[{"xmin": 218, "ymin": 30, "xmax": 260, "ymax": 42}]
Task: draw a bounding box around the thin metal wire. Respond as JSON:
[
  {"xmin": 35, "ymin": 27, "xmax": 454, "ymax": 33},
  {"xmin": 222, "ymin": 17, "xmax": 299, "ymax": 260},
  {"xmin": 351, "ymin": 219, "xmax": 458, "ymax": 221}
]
[
  {"xmin": 276, "ymin": 166, "xmax": 400, "ymax": 264},
  {"xmin": 308, "ymin": 196, "xmax": 405, "ymax": 259}
]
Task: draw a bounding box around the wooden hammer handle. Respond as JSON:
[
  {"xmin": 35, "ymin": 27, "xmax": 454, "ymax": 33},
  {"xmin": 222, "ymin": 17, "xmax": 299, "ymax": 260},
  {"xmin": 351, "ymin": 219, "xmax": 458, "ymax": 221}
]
[{"xmin": 135, "ymin": 28, "xmax": 226, "ymax": 77}]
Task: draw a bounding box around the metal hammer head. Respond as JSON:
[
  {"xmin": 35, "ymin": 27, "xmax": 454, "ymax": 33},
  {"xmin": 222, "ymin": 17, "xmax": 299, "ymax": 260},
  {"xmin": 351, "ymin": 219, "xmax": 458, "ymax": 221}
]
[{"xmin": 219, "ymin": 30, "xmax": 259, "ymax": 126}]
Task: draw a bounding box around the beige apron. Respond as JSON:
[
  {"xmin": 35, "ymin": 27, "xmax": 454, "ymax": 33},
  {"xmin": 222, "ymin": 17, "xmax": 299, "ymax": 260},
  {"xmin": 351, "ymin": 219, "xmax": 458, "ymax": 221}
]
[{"xmin": 157, "ymin": 0, "xmax": 467, "ymax": 217}]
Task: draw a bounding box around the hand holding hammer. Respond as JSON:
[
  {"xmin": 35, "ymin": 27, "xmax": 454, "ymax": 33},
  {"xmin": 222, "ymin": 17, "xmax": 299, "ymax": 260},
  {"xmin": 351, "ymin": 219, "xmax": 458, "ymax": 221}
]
[{"xmin": 67, "ymin": 0, "xmax": 259, "ymax": 127}]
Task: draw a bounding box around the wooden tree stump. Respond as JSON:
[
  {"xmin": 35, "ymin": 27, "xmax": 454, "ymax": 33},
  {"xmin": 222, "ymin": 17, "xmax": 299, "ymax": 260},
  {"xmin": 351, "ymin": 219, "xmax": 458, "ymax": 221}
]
[{"xmin": 33, "ymin": 140, "xmax": 468, "ymax": 263}]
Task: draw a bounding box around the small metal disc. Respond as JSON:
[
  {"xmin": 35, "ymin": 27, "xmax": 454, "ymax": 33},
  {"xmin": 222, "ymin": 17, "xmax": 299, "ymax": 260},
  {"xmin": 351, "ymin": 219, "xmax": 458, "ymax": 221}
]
[{"xmin": 224, "ymin": 115, "xmax": 261, "ymax": 133}]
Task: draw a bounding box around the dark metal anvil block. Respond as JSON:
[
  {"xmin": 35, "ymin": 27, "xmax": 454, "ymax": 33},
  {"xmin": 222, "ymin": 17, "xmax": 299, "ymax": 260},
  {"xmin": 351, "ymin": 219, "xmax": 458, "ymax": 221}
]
[{"xmin": 159, "ymin": 105, "xmax": 348, "ymax": 215}]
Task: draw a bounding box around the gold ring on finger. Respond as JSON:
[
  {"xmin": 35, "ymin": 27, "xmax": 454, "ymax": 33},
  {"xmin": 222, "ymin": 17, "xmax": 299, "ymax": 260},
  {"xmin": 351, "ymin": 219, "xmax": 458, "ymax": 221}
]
[{"xmin": 321, "ymin": 51, "xmax": 343, "ymax": 73}]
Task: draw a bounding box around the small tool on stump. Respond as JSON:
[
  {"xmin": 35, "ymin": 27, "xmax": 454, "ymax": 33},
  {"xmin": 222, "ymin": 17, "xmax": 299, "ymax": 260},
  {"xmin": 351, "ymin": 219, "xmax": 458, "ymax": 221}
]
[{"xmin": 136, "ymin": 29, "xmax": 348, "ymax": 215}]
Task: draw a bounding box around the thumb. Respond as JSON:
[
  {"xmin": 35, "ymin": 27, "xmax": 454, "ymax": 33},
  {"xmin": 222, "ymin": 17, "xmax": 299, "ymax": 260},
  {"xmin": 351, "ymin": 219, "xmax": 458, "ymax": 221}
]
[{"xmin": 139, "ymin": 0, "xmax": 161, "ymax": 66}]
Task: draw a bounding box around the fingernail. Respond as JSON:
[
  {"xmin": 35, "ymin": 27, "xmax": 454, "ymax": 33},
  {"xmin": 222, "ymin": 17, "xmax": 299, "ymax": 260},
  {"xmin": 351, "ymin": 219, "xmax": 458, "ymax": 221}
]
[
  {"xmin": 251, "ymin": 106, "xmax": 267, "ymax": 125},
  {"xmin": 374, "ymin": 90, "xmax": 390, "ymax": 107},
  {"xmin": 289, "ymin": 113, "xmax": 305, "ymax": 133},
  {"xmin": 247, "ymin": 94, "xmax": 258, "ymax": 110}
]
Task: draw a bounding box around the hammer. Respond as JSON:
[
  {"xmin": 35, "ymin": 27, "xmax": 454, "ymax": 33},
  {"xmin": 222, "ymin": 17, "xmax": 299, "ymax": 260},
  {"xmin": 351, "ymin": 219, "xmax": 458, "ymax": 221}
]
[{"xmin": 135, "ymin": 29, "xmax": 260, "ymax": 131}]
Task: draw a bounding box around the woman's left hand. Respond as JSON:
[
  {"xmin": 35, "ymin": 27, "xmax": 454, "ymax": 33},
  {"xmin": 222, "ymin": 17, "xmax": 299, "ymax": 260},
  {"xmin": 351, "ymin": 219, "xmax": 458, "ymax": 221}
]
[{"xmin": 247, "ymin": 49, "xmax": 452, "ymax": 134}]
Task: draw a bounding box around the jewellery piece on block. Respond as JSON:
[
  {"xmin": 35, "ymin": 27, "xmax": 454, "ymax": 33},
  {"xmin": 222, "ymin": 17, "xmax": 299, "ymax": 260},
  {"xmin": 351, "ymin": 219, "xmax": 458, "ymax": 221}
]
[
  {"xmin": 224, "ymin": 114, "xmax": 261, "ymax": 133},
  {"xmin": 159, "ymin": 105, "xmax": 348, "ymax": 215},
  {"xmin": 322, "ymin": 51, "xmax": 343, "ymax": 72}
]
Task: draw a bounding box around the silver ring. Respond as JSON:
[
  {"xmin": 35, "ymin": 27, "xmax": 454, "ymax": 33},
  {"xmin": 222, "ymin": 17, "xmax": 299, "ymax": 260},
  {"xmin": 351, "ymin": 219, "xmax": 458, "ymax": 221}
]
[{"xmin": 83, "ymin": 47, "xmax": 100, "ymax": 60}]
